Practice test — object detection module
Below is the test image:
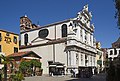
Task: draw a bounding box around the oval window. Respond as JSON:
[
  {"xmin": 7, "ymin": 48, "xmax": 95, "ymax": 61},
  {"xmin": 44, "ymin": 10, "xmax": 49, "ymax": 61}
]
[{"xmin": 38, "ymin": 29, "xmax": 49, "ymax": 38}]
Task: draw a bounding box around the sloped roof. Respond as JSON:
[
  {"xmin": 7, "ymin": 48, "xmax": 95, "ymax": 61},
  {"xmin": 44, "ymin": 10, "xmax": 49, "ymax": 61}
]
[
  {"xmin": 112, "ymin": 37, "xmax": 120, "ymax": 45},
  {"xmin": 0, "ymin": 29, "xmax": 19, "ymax": 35},
  {"xmin": 20, "ymin": 38, "xmax": 67, "ymax": 49},
  {"xmin": 20, "ymin": 19, "xmax": 70, "ymax": 34},
  {"xmin": 8, "ymin": 51, "xmax": 41, "ymax": 59},
  {"xmin": 116, "ymin": 37, "xmax": 120, "ymax": 42}
]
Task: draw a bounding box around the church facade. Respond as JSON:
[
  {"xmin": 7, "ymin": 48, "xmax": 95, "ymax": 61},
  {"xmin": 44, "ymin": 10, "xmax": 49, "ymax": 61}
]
[{"xmin": 20, "ymin": 5, "xmax": 97, "ymax": 75}]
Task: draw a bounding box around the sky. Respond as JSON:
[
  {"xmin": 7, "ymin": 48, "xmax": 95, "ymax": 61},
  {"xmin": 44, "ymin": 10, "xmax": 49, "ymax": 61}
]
[{"xmin": 0, "ymin": 0, "xmax": 119, "ymax": 48}]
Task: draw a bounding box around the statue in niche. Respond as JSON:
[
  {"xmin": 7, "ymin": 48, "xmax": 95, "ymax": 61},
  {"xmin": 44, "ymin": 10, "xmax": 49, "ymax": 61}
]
[{"xmin": 69, "ymin": 22, "xmax": 75, "ymax": 34}]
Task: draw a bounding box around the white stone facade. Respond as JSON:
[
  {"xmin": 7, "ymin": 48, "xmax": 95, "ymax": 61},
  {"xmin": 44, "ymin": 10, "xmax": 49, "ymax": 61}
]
[
  {"xmin": 20, "ymin": 5, "xmax": 97, "ymax": 74},
  {"xmin": 107, "ymin": 48, "xmax": 120, "ymax": 60}
]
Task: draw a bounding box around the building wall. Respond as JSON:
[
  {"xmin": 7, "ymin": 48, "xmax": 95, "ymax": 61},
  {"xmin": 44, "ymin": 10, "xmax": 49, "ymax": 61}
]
[
  {"xmin": 20, "ymin": 21, "xmax": 71, "ymax": 46},
  {"xmin": 20, "ymin": 5, "xmax": 97, "ymax": 74},
  {"xmin": 0, "ymin": 30, "xmax": 19, "ymax": 56},
  {"xmin": 20, "ymin": 42, "xmax": 67, "ymax": 74},
  {"xmin": 107, "ymin": 48, "xmax": 120, "ymax": 60},
  {"xmin": 101, "ymin": 48, "xmax": 108, "ymax": 63},
  {"xmin": 55, "ymin": 43, "xmax": 67, "ymax": 64}
]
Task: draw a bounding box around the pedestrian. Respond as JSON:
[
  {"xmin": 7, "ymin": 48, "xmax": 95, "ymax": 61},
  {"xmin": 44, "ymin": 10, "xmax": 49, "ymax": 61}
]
[
  {"xmin": 73, "ymin": 70, "xmax": 75, "ymax": 77},
  {"xmin": 70, "ymin": 69, "xmax": 73, "ymax": 77}
]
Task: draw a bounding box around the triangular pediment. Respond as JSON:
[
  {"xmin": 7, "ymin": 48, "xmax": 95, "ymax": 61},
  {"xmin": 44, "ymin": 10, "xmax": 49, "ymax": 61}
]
[{"xmin": 31, "ymin": 37, "xmax": 45, "ymax": 43}]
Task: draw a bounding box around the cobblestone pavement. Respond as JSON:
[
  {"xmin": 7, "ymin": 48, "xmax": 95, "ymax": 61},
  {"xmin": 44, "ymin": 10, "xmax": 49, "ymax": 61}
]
[{"xmin": 23, "ymin": 73, "xmax": 106, "ymax": 81}]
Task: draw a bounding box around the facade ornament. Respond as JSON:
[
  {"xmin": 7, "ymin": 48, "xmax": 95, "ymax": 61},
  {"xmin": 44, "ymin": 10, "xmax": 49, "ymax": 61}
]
[
  {"xmin": 89, "ymin": 11, "xmax": 92, "ymax": 19},
  {"xmin": 24, "ymin": 14, "xmax": 27, "ymax": 17},
  {"xmin": 69, "ymin": 22, "xmax": 75, "ymax": 34},
  {"xmin": 77, "ymin": 4, "xmax": 92, "ymax": 21},
  {"xmin": 83, "ymin": 4, "xmax": 88, "ymax": 12},
  {"xmin": 91, "ymin": 23, "xmax": 95, "ymax": 29},
  {"xmin": 77, "ymin": 11, "xmax": 82, "ymax": 20}
]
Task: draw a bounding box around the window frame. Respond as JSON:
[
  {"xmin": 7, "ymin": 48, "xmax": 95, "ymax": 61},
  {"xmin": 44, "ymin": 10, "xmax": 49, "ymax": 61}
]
[
  {"xmin": 114, "ymin": 48, "xmax": 117, "ymax": 55},
  {"xmin": 0, "ymin": 45, "xmax": 1, "ymax": 52},
  {"xmin": 24, "ymin": 33, "xmax": 28, "ymax": 46},
  {"xmin": 110, "ymin": 50, "xmax": 113, "ymax": 55},
  {"xmin": 38, "ymin": 29, "xmax": 49, "ymax": 38},
  {"xmin": 0, "ymin": 33, "xmax": 2, "ymax": 41},
  {"xmin": 61, "ymin": 24, "xmax": 67, "ymax": 37},
  {"xmin": 14, "ymin": 47, "xmax": 18, "ymax": 53},
  {"xmin": 6, "ymin": 32, "xmax": 10, "ymax": 36},
  {"xmin": 13, "ymin": 36, "xmax": 17, "ymax": 44}
]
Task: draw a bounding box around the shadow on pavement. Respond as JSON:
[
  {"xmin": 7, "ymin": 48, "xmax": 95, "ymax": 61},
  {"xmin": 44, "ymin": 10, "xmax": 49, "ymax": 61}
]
[
  {"xmin": 65, "ymin": 73, "xmax": 106, "ymax": 81},
  {"xmin": 65, "ymin": 78, "xmax": 94, "ymax": 81}
]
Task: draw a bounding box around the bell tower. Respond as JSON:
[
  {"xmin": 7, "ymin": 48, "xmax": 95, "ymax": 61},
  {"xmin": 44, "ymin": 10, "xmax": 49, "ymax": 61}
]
[{"xmin": 20, "ymin": 15, "xmax": 38, "ymax": 32}]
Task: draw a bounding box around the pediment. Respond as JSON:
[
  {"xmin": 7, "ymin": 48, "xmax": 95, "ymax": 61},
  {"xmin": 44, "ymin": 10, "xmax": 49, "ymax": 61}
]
[{"xmin": 31, "ymin": 37, "xmax": 47, "ymax": 43}]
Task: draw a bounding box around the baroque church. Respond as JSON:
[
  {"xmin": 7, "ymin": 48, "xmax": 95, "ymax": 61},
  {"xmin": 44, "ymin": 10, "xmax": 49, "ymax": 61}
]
[{"xmin": 19, "ymin": 5, "xmax": 97, "ymax": 75}]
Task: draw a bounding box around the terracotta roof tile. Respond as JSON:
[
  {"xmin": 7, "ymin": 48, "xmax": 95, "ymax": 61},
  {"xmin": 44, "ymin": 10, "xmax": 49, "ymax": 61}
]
[{"xmin": 8, "ymin": 51, "xmax": 32, "ymax": 57}]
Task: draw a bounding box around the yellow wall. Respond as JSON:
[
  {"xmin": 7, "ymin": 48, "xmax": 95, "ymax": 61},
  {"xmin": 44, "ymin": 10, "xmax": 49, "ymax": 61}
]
[
  {"xmin": 96, "ymin": 50, "xmax": 102, "ymax": 61},
  {"xmin": 0, "ymin": 30, "xmax": 19, "ymax": 56}
]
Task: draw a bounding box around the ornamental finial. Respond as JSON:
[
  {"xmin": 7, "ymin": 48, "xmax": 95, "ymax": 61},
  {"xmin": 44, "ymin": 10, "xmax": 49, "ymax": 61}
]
[{"xmin": 83, "ymin": 4, "xmax": 88, "ymax": 11}]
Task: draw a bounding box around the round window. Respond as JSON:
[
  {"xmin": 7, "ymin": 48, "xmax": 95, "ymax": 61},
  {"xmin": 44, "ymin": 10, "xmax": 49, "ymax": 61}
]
[{"xmin": 38, "ymin": 29, "xmax": 49, "ymax": 38}]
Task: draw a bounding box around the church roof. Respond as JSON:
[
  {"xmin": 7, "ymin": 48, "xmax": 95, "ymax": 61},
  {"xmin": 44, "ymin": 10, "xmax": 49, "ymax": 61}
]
[
  {"xmin": 116, "ymin": 37, "xmax": 120, "ymax": 42},
  {"xmin": 113, "ymin": 37, "xmax": 120, "ymax": 44}
]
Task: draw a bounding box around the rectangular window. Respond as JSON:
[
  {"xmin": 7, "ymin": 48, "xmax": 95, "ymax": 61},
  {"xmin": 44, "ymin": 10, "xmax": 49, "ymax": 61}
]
[
  {"xmin": 81, "ymin": 54, "xmax": 83, "ymax": 65},
  {"xmin": 13, "ymin": 36, "xmax": 17, "ymax": 44},
  {"xmin": 93, "ymin": 57, "xmax": 95, "ymax": 66},
  {"xmin": 0, "ymin": 33, "xmax": 1, "ymax": 41},
  {"xmin": 0, "ymin": 45, "xmax": 2, "ymax": 63},
  {"xmin": 69, "ymin": 52, "xmax": 71, "ymax": 66},
  {"xmin": 80, "ymin": 29, "xmax": 82, "ymax": 37},
  {"xmin": 85, "ymin": 35, "xmax": 87, "ymax": 40},
  {"xmin": 14, "ymin": 47, "xmax": 18, "ymax": 53},
  {"xmin": 114, "ymin": 49, "xmax": 117, "ymax": 55},
  {"xmin": 90, "ymin": 57, "xmax": 92, "ymax": 65},
  {"xmin": 76, "ymin": 53, "xmax": 79, "ymax": 65},
  {"xmin": 90, "ymin": 57, "xmax": 92, "ymax": 62},
  {"xmin": 6, "ymin": 32, "xmax": 10, "ymax": 36},
  {"xmin": 85, "ymin": 31, "xmax": 87, "ymax": 41},
  {"xmin": 0, "ymin": 45, "xmax": 1, "ymax": 52},
  {"xmin": 110, "ymin": 50, "xmax": 113, "ymax": 55},
  {"xmin": 0, "ymin": 58, "xmax": 1, "ymax": 64}
]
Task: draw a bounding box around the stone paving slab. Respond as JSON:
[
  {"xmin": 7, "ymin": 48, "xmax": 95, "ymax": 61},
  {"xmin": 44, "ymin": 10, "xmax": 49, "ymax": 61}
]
[{"xmin": 23, "ymin": 73, "xmax": 106, "ymax": 81}]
